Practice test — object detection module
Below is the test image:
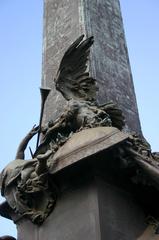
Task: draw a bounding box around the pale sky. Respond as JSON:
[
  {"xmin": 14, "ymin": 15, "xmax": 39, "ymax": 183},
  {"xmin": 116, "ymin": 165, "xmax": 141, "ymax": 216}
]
[{"xmin": 0, "ymin": 0, "xmax": 159, "ymax": 237}]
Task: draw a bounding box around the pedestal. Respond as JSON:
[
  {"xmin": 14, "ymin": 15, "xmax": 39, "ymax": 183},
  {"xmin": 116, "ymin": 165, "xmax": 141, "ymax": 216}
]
[{"xmin": 15, "ymin": 147, "xmax": 149, "ymax": 240}]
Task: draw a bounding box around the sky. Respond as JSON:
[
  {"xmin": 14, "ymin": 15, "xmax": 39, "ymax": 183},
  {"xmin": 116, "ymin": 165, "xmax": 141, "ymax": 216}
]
[{"xmin": 0, "ymin": 0, "xmax": 159, "ymax": 238}]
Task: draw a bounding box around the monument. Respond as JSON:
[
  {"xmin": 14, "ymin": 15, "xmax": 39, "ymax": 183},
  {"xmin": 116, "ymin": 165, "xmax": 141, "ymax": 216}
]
[
  {"xmin": 1, "ymin": 1, "xmax": 159, "ymax": 240},
  {"xmin": 42, "ymin": 0, "xmax": 142, "ymax": 135}
]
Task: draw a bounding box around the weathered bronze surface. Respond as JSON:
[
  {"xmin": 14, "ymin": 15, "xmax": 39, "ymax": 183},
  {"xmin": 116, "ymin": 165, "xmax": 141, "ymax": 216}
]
[
  {"xmin": 0, "ymin": 126, "xmax": 56, "ymax": 225},
  {"xmin": 34, "ymin": 36, "xmax": 125, "ymax": 157},
  {"xmin": 0, "ymin": 36, "xmax": 159, "ymax": 239},
  {"xmin": 0, "ymin": 36, "xmax": 125, "ymax": 226},
  {"xmin": 49, "ymin": 127, "xmax": 129, "ymax": 173}
]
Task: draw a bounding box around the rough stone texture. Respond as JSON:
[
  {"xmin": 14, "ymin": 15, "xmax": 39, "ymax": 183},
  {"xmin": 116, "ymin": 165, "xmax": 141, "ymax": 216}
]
[
  {"xmin": 42, "ymin": 0, "xmax": 142, "ymax": 135},
  {"xmin": 42, "ymin": 0, "xmax": 85, "ymax": 123}
]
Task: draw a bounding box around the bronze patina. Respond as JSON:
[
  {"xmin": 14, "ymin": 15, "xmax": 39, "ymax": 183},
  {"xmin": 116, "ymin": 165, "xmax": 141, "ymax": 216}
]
[{"xmin": 0, "ymin": 36, "xmax": 159, "ymax": 234}]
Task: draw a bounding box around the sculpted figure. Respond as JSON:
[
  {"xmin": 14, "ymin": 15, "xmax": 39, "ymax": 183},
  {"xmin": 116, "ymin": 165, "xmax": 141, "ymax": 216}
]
[
  {"xmin": 0, "ymin": 126, "xmax": 55, "ymax": 224},
  {"xmin": 0, "ymin": 35, "xmax": 124, "ymax": 224},
  {"xmin": 2, "ymin": 35, "xmax": 159, "ymax": 228},
  {"xmin": 34, "ymin": 35, "xmax": 125, "ymax": 156}
]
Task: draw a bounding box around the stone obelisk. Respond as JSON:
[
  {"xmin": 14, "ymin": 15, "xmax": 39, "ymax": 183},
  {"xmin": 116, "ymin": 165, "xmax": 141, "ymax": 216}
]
[
  {"xmin": 0, "ymin": 1, "xmax": 148, "ymax": 240},
  {"xmin": 42, "ymin": 0, "xmax": 142, "ymax": 135}
]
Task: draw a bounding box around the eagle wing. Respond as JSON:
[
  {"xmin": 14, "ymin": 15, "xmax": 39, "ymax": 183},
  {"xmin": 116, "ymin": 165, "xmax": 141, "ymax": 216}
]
[{"xmin": 54, "ymin": 35, "xmax": 97, "ymax": 101}]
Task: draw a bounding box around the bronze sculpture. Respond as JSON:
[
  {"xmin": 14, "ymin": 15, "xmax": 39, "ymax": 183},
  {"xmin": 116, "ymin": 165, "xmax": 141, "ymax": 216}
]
[
  {"xmin": 0, "ymin": 125, "xmax": 55, "ymax": 224},
  {"xmin": 34, "ymin": 35, "xmax": 125, "ymax": 157},
  {"xmin": 0, "ymin": 36, "xmax": 159, "ymax": 232}
]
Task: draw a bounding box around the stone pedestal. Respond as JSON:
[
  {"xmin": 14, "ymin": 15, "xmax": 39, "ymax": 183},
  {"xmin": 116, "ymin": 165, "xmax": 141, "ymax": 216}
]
[
  {"xmin": 15, "ymin": 151, "xmax": 148, "ymax": 240},
  {"xmin": 42, "ymin": 0, "xmax": 141, "ymax": 134},
  {"xmin": 16, "ymin": 180, "xmax": 146, "ymax": 240},
  {"xmin": 1, "ymin": 128, "xmax": 159, "ymax": 239}
]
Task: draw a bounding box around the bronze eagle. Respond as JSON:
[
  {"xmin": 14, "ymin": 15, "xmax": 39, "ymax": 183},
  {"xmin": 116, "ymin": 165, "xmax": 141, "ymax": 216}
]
[{"xmin": 34, "ymin": 35, "xmax": 125, "ymax": 155}]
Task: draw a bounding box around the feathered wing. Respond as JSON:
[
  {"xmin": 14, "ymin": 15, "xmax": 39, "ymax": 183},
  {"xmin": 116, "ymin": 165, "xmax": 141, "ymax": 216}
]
[
  {"xmin": 99, "ymin": 102, "xmax": 125, "ymax": 130},
  {"xmin": 54, "ymin": 35, "xmax": 97, "ymax": 101}
]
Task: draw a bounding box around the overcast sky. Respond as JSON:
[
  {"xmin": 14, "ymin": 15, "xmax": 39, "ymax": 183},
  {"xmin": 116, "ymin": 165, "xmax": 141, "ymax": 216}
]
[{"xmin": 0, "ymin": 0, "xmax": 159, "ymax": 237}]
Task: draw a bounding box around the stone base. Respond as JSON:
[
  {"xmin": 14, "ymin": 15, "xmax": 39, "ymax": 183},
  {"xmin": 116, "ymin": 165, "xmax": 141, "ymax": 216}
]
[
  {"xmin": 15, "ymin": 150, "xmax": 151, "ymax": 240},
  {"xmin": 2, "ymin": 133, "xmax": 159, "ymax": 239},
  {"xmin": 16, "ymin": 177, "xmax": 147, "ymax": 240}
]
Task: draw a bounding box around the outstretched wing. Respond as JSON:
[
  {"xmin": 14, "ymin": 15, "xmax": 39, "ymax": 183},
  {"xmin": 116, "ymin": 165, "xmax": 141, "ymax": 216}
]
[{"xmin": 54, "ymin": 35, "xmax": 97, "ymax": 101}]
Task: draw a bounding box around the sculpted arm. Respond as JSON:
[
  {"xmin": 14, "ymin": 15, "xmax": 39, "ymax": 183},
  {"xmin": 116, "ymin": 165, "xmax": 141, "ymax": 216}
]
[{"xmin": 15, "ymin": 125, "xmax": 39, "ymax": 160}]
